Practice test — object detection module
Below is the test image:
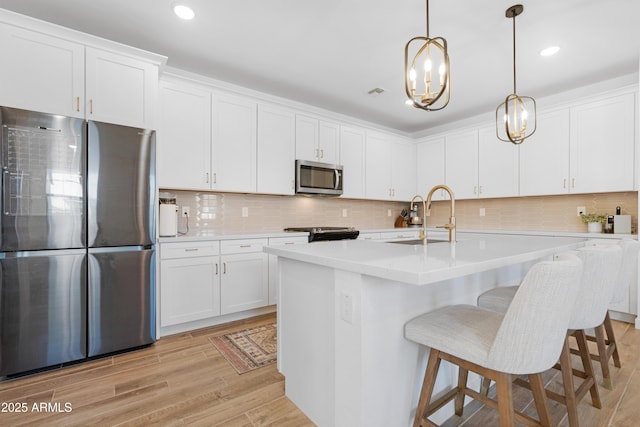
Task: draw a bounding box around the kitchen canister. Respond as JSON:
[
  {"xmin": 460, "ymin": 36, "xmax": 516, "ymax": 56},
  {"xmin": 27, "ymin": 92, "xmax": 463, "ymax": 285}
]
[{"xmin": 159, "ymin": 194, "xmax": 178, "ymax": 237}]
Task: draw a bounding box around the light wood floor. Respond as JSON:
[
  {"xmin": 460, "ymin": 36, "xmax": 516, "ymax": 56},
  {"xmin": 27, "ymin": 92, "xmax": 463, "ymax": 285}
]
[{"xmin": 0, "ymin": 313, "xmax": 639, "ymax": 426}]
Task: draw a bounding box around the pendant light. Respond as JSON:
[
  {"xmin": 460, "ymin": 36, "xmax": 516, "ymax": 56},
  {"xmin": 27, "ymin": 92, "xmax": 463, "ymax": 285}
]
[
  {"xmin": 404, "ymin": 0, "xmax": 450, "ymax": 111},
  {"xmin": 496, "ymin": 4, "xmax": 536, "ymax": 144}
]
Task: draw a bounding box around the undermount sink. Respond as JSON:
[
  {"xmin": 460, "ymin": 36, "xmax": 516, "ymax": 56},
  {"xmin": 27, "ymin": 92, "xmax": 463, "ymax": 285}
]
[{"xmin": 388, "ymin": 239, "xmax": 447, "ymax": 245}]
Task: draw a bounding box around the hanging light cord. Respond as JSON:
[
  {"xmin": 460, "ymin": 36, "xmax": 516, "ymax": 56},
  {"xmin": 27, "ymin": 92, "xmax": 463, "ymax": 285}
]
[
  {"xmin": 425, "ymin": 0, "xmax": 430, "ymax": 37},
  {"xmin": 511, "ymin": 8, "xmax": 517, "ymax": 94}
]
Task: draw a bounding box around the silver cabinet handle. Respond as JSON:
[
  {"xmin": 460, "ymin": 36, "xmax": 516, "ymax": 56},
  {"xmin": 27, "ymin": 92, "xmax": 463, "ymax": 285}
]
[
  {"xmin": 239, "ymin": 244, "xmax": 251, "ymax": 248},
  {"xmin": 184, "ymin": 248, "xmax": 198, "ymax": 252},
  {"xmin": 205, "ymin": 172, "xmax": 209, "ymax": 183},
  {"xmin": 320, "ymin": 149, "xmax": 324, "ymax": 158},
  {"xmin": 215, "ymin": 263, "xmax": 219, "ymax": 275},
  {"xmin": 571, "ymin": 178, "xmax": 575, "ymax": 188},
  {"xmin": 479, "ymin": 186, "xmax": 483, "ymax": 194},
  {"xmin": 89, "ymin": 99, "xmax": 93, "ymax": 114},
  {"xmin": 563, "ymin": 178, "xmax": 567, "ymax": 189},
  {"xmin": 76, "ymin": 97, "xmax": 80, "ymax": 112},
  {"xmin": 223, "ymin": 262, "xmax": 226, "ymax": 274}
]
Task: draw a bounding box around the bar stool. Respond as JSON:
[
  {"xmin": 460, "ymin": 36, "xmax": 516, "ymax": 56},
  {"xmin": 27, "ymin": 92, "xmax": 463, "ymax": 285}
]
[
  {"xmin": 405, "ymin": 255, "xmax": 583, "ymax": 427},
  {"xmin": 580, "ymin": 239, "xmax": 640, "ymax": 389},
  {"xmin": 476, "ymin": 245, "xmax": 622, "ymax": 426}
]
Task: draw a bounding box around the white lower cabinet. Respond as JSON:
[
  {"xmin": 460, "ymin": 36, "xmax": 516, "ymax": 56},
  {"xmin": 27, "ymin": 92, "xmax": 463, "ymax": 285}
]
[
  {"xmin": 160, "ymin": 238, "xmax": 271, "ymax": 330},
  {"xmin": 160, "ymin": 241, "xmax": 220, "ymax": 327},
  {"xmin": 267, "ymin": 236, "xmax": 308, "ymax": 304},
  {"xmin": 220, "ymin": 239, "xmax": 269, "ymax": 315}
]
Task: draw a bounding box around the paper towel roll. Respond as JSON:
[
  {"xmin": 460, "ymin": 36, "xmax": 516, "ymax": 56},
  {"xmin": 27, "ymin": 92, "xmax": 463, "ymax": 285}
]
[{"xmin": 159, "ymin": 204, "xmax": 178, "ymax": 236}]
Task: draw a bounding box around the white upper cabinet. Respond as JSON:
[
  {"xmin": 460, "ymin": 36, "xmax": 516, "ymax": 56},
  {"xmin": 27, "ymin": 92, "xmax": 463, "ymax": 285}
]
[
  {"xmin": 257, "ymin": 103, "xmax": 296, "ymax": 195},
  {"xmin": 0, "ymin": 24, "xmax": 84, "ymax": 118},
  {"xmin": 416, "ymin": 137, "xmax": 445, "ymax": 200},
  {"xmin": 392, "ymin": 140, "xmax": 417, "ymax": 200},
  {"xmin": 569, "ymin": 92, "xmax": 635, "ymax": 194},
  {"xmin": 445, "ymin": 130, "xmax": 478, "ymax": 200},
  {"xmin": 295, "ymin": 115, "xmax": 340, "ymax": 164},
  {"xmin": 519, "ymin": 108, "xmax": 570, "ymax": 196},
  {"xmin": 0, "ymin": 23, "xmax": 160, "ymax": 128},
  {"xmin": 85, "ymin": 47, "xmax": 158, "ymax": 128},
  {"xmin": 478, "ymin": 126, "xmax": 519, "ymax": 198},
  {"xmin": 365, "ymin": 131, "xmax": 415, "ymax": 201},
  {"xmin": 212, "ymin": 93, "xmax": 257, "ymax": 193},
  {"xmin": 158, "ymin": 79, "xmax": 212, "ymax": 190},
  {"xmin": 365, "ymin": 131, "xmax": 393, "ymax": 200},
  {"xmin": 339, "ymin": 125, "xmax": 366, "ymax": 199}
]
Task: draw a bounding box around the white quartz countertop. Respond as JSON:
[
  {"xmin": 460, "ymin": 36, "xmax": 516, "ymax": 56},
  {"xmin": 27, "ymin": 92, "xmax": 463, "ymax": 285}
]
[{"xmin": 263, "ymin": 234, "xmax": 587, "ymax": 285}]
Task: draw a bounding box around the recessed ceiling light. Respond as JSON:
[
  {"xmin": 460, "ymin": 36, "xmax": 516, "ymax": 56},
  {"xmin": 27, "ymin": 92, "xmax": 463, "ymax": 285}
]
[
  {"xmin": 540, "ymin": 46, "xmax": 560, "ymax": 57},
  {"xmin": 173, "ymin": 4, "xmax": 195, "ymax": 20}
]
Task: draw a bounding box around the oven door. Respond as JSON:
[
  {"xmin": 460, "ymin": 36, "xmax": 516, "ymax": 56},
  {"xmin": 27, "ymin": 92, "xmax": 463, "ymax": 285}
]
[{"xmin": 295, "ymin": 160, "xmax": 343, "ymax": 196}]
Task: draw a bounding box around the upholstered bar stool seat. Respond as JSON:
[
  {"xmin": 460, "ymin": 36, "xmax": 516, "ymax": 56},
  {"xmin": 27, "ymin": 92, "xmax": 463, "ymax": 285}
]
[
  {"xmin": 405, "ymin": 255, "xmax": 583, "ymax": 427},
  {"xmin": 476, "ymin": 245, "xmax": 623, "ymax": 426}
]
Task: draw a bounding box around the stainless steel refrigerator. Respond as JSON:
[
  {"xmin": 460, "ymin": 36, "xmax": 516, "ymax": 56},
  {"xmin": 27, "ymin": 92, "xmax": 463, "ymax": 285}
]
[{"xmin": 0, "ymin": 107, "xmax": 156, "ymax": 377}]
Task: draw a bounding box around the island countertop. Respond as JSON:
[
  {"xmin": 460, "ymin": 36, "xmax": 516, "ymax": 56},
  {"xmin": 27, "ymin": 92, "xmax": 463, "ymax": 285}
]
[{"xmin": 264, "ymin": 233, "xmax": 586, "ymax": 285}]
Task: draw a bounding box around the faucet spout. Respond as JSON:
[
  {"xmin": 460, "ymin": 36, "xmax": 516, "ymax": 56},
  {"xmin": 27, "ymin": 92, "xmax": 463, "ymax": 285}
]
[
  {"xmin": 410, "ymin": 194, "xmax": 427, "ymax": 245},
  {"xmin": 425, "ymin": 184, "xmax": 456, "ymax": 242}
]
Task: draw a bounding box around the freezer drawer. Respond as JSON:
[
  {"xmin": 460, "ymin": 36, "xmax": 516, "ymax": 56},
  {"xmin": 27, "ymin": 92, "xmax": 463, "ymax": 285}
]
[
  {"xmin": 0, "ymin": 250, "xmax": 86, "ymax": 376},
  {"xmin": 88, "ymin": 247, "xmax": 155, "ymax": 357}
]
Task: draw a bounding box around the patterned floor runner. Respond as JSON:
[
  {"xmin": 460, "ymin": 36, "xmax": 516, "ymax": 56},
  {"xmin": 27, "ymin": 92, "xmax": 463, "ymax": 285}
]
[{"xmin": 209, "ymin": 323, "xmax": 277, "ymax": 374}]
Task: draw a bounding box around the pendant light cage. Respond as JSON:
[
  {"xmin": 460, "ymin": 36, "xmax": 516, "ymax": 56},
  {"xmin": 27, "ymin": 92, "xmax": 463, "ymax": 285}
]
[
  {"xmin": 496, "ymin": 4, "xmax": 537, "ymax": 144},
  {"xmin": 404, "ymin": 0, "xmax": 450, "ymax": 111},
  {"xmin": 496, "ymin": 93, "xmax": 536, "ymax": 144}
]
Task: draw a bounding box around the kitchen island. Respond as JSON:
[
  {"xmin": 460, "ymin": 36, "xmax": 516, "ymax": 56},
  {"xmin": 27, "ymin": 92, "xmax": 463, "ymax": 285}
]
[{"xmin": 264, "ymin": 233, "xmax": 585, "ymax": 427}]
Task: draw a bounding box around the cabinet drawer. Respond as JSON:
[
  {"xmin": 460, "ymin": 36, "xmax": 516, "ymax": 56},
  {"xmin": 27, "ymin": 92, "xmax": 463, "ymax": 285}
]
[
  {"xmin": 268, "ymin": 236, "xmax": 308, "ymax": 246},
  {"xmin": 358, "ymin": 232, "xmax": 381, "ymax": 241},
  {"xmin": 380, "ymin": 230, "xmax": 420, "ymax": 241},
  {"xmin": 220, "ymin": 238, "xmax": 268, "ymax": 254},
  {"xmin": 161, "ymin": 241, "xmax": 219, "ymax": 259}
]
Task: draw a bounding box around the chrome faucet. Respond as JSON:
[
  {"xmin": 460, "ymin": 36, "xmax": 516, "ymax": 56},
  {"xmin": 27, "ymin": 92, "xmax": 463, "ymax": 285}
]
[
  {"xmin": 410, "ymin": 194, "xmax": 427, "ymax": 244},
  {"xmin": 425, "ymin": 184, "xmax": 456, "ymax": 242}
]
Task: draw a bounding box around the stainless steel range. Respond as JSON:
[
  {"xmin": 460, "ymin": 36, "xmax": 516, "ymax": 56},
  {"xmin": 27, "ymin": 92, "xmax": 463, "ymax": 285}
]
[{"xmin": 284, "ymin": 226, "xmax": 359, "ymax": 242}]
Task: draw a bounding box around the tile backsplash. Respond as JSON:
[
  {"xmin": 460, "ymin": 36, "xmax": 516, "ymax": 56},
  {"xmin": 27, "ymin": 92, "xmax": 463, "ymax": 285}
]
[{"xmin": 162, "ymin": 190, "xmax": 638, "ymax": 235}]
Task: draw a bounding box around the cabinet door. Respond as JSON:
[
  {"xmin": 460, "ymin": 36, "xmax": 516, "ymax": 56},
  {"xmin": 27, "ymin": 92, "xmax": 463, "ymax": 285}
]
[
  {"xmin": 392, "ymin": 140, "xmax": 416, "ymax": 200},
  {"xmin": 220, "ymin": 253, "xmax": 269, "ymax": 315},
  {"xmin": 478, "ymin": 126, "xmax": 519, "ymax": 198},
  {"xmin": 365, "ymin": 131, "xmax": 393, "ymax": 200},
  {"xmin": 339, "ymin": 125, "xmax": 366, "ymax": 198},
  {"xmin": 158, "ymin": 79, "xmax": 212, "ymax": 189},
  {"xmin": 160, "ymin": 256, "xmax": 220, "ymax": 326},
  {"xmin": 318, "ymin": 121, "xmax": 340, "ymax": 164},
  {"xmin": 519, "ymin": 109, "xmax": 570, "ymax": 196},
  {"xmin": 570, "ymin": 93, "xmax": 635, "ymax": 194},
  {"xmin": 0, "ymin": 24, "xmax": 84, "ymax": 118},
  {"xmin": 85, "ymin": 47, "xmax": 157, "ymax": 128},
  {"xmin": 212, "ymin": 93, "xmax": 257, "ymax": 193},
  {"xmin": 295, "ymin": 114, "xmax": 318, "ymax": 161},
  {"xmin": 416, "ymin": 137, "xmax": 445, "ymax": 200},
  {"xmin": 445, "ymin": 130, "xmax": 478, "ymax": 199},
  {"xmin": 257, "ymin": 104, "xmax": 295, "ymax": 195}
]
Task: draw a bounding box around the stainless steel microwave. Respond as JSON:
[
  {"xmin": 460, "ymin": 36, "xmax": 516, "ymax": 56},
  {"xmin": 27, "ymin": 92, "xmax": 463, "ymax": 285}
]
[{"xmin": 295, "ymin": 159, "xmax": 343, "ymax": 196}]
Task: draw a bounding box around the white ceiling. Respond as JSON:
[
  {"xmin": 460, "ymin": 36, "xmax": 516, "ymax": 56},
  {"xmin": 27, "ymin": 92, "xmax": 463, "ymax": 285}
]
[{"xmin": 0, "ymin": 0, "xmax": 638, "ymax": 135}]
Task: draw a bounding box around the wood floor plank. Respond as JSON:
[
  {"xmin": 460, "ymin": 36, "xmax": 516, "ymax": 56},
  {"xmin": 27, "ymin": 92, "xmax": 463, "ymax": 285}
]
[{"xmin": 1, "ymin": 314, "xmax": 638, "ymax": 427}]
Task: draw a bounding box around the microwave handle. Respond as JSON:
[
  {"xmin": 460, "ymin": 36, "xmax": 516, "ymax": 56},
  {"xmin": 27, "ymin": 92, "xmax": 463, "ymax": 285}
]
[{"xmin": 334, "ymin": 170, "xmax": 341, "ymax": 190}]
